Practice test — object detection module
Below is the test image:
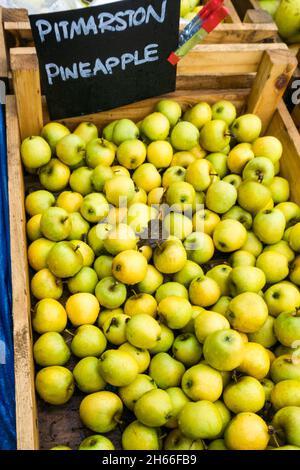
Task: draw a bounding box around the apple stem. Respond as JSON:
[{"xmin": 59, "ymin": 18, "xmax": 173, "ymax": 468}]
[
  {"xmin": 295, "ymin": 307, "xmax": 300, "ymax": 317},
  {"xmin": 199, "ymin": 440, "xmax": 207, "ymax": 450},
  {"xmin": 268, "ymin": 426, "xmax": 280, "ymax": 448},
  {"xmin": 64, "ymin": 328, "xmax": 75, "ymax": 337},
  {"xmin": 258, "ymin": 175, "xmax": 264, "ymax": 184},
  {"xmin": 232, "ymin": 370, "xmax": 238, "ymax": 383}
]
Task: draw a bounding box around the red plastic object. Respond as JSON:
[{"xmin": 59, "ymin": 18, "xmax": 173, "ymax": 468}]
[
  {"xmin": 203, "ymin": 5, "xmax": 230, "ymax": 33},
  {"xmin": 167, "ymin": 52, "xmax": 180, "ymax": 65},
  {"xmin": 198, "ymin": 0, "xmax": 224, "ymax": 21}
]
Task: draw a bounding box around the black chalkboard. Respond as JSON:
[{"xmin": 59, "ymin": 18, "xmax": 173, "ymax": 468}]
[{"xmin": 29, "ymin": 0, "xmax": 180, "ymax": 120}]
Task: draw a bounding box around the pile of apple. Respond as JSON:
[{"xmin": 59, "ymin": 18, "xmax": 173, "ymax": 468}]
[{"xmin": 21, "ymin": 97, "xmax": 300, "ymax": 451}]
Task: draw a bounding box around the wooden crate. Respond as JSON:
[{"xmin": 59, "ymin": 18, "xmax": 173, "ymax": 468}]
[{"xmin": 6, "ymin": 43, "xmax": 298, "ymax": 450}]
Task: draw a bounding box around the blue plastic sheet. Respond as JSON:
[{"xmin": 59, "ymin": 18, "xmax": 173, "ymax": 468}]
[{"xmin": 0, "ymin": 102, "xmax": 16, "ymax": 450}]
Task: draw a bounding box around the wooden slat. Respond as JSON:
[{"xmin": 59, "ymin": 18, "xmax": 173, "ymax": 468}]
[
  {"xmin": 10, "ymin": 48, "xmax": 43, "ymax": 140},
  {"xmin": 177, "ymin": 73, "xmax": 255, "ymax": 90},
  {"xmin": 203, "ymin": 23, "xmax": 278, "ymax": 44},
  {"xmin": 6, "ymin": 95, "xmax": 39, "ymax": 450},
  {"xmin": 2, "ymin": 7, "xmax": 28, "ymax": 22},
  {"xmin": 178, "ymin": 43, "xmax": 287, "ymax": 76},
  {"xmin": 244, "ymin": 9, "xmax": 275, "ymax": 25},
  {"xmin": 224, "ymin": 0, "xmax": 241, "ymax": 24},
  {"xmin": 268, "ymin": 101, "xmax": 300, "ymax": 206},
  {"xmin": 247, "ymin": 49, "xmax": 297, "ymax": 133},
  {"xmin": 4, "ymin": 22, "xmax": 34, "ymax": 44},
  {"xmin": 0, "ymin": 8, "xmax": 8, "ymax": 79}
]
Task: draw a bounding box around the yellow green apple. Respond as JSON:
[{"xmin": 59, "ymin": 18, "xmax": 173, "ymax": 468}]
[
  {"xmin": 56, "ymin": 133, "xmax": 86, "ymax": 167},
  {"xmin": 231, "ymin": 114, "xmax": 262, "ymax": 143},
  {"xmin": 155, "ymin": 99, "xmax": 182, "ymax": 127},
  {"xmin": 248, "ymin": 316, "xmax": 277, "ymax": 348},
  {"xmin": 264, "ymin": 281, "xmax": 300, "ymax": 317},
  {"xmin": 79, "ymin": 391, "xmax": 123, "ymax": 433},
  {"xmin": 134, "ymin": 389, "xmax": 173, "ymax": 427},
  {"xmin": 184, "ymin": 232, "xmax": 215, "ymax": 265},
  {"xmin": 39, "ymin": 158, "xmax": 70, "ymax": 192},
  {"xmin": 142, "ymin": 112, "xmax": 170, "ymax": 141},
  {"xmin": 41, "ymin": 122, "xmax": 70, "ymax": 154},
  {"xmin": 203, "ymin": 328, "xmax": 245, "ymax": 371},
  {"xmin": 33, "ymin": 332, "xmax": 70, "ymax": 366},
  {"xmin": 189, "ymin": 276, "xmax": 221, "ymax": 307},
  {"xmin": 213, "ymin": 219, "xmax": 247, "ymax": 252},
  {"xmin": 181, "ymin": 363, "xmax": 223, "ymax": 402},
  {"xmin": 73, "ymin": 356, "xmax": 106, "ymax": 393},
  {"xmin": 178, "ymin": 400, "xmax": 222, "ymax": 440},
  {"xmin": 35, "ymin": 366, "xmax": 74, "ymax": 405},
  {"xmin": 223, "ymin": 376, "xmax": 265, "ymax": 413},
  {"xmin": 252, "ymin": 135, "xmax": 282, "ymax": 163},
  {"xmin": 69, "ymin": 166, "xmax": 93, "ymax": 195},
  {"xmin": 227, "ymin": 143, "xmax": 254, "ymax": 174},
  {"xmin": 238, "ymin": 342, "xmax": 270, "ymax": 380},
  {"xmin": 21, "ymin": 135, "xmax": 51, "ymax": 169},
  {"xmin": 149, "ymin": 352, "xmax": 185, "ymax": 389}
]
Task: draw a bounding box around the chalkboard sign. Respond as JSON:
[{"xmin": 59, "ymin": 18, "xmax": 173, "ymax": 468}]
[{"xmin": 29, "ymin": 0, "xmax": 180, "ymax": 120}]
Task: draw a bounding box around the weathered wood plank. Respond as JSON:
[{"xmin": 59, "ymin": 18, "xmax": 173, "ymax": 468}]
[
  {"xmin": 268, "ymin": 101, "xmax": 300, "ymax": 206},
  {"xmin": 247, "ymin": 49, "xmax": 297, "ymax": 133},
  {"xmin": 2, "ymin": 7, "xmax": 28, "ymax": 22},
  {"xmin": 10, "ymin": 48, "xmax": 43, "ymax": 139},
  {"xmin": 244, "ymin": 9, "xmax": 275, "ymax": 25},
  {"xmin": 6, "ymin": 95, "xmax": 39, "ymax": 450},
  {"xmin": 0, "ymin": 9, "xmax": 8, "ymax": 80},
  {"xmin": 178, "ymin": 43, "xmax": 287, "ymax": 76},
  {"xmin": 203, "ymin": 23, "xmax": 278, "ymax": 44}
]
